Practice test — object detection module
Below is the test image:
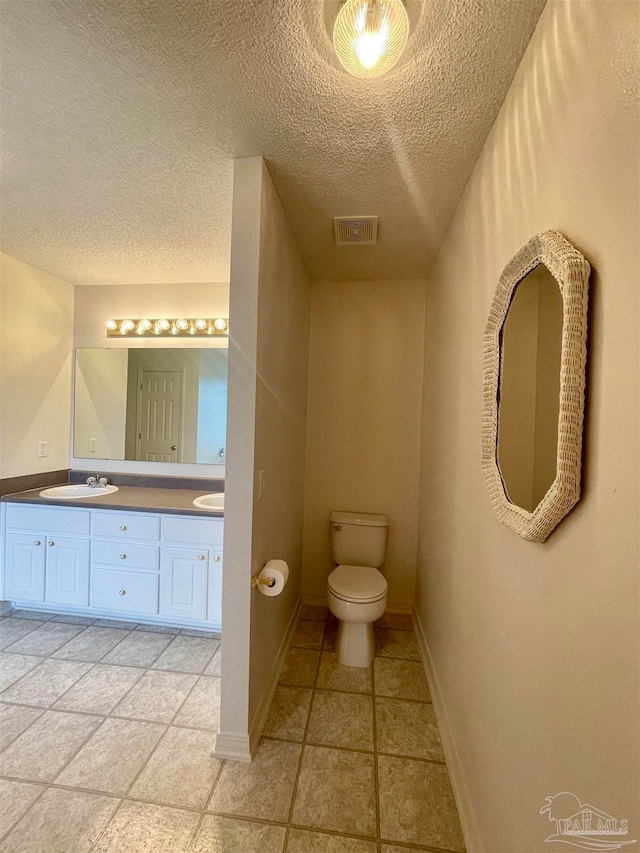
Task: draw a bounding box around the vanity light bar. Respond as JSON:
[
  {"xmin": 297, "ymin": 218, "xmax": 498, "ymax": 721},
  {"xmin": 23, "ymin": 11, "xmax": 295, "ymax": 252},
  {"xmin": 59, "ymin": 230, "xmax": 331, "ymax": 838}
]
[{"xmin": 105, "ymin": 318, "xmax": 229, "ymax": 337}]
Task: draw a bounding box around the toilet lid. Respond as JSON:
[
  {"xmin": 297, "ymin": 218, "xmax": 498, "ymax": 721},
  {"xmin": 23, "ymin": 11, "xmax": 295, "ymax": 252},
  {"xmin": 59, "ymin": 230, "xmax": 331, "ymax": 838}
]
[{"xmin": 328, "ymin": 565, "xmax": 387, "ymax": 602}]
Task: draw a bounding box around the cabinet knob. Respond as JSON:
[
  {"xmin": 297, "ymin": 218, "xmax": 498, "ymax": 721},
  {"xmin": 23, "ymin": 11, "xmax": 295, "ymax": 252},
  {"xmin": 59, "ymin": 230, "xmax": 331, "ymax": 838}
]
[
  {"xmin": 213, "ymin": 555, "xmax": 221, "ymax": 562},
  {"xmin": 119, "ymin": 525, "xmax": 127, "ymax": 531},
  {"xmin": 48, "ymin": 541, "xmax": 55, "ymax": 546},
  {"xmin": 198, "ymin": 554, "xmax": 206, "ymax": 561},
  {"xmin": 34, "ymin": 540, "xmax": 41, "ymax": 546},
  {"xmin": 119, "ymin": 553, "xmax": 127, "ymax": 560},
  {"xmin": 119, "ymin": 589, "xmax": 127, "ymax": 596}
]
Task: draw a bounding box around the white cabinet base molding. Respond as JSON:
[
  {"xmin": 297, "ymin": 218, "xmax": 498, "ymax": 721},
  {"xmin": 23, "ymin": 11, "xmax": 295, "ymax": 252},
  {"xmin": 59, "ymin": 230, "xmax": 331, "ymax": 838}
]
[{"xmin": 1, "ymin": 504, "xmax": 223, "ymax": 632}]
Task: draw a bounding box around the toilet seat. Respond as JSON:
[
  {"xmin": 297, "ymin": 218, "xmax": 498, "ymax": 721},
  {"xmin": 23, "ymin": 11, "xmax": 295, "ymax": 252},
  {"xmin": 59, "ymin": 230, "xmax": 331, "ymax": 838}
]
[{"xmin": 328, "ymin": 565, "xmax": 387, "ymax": 604}]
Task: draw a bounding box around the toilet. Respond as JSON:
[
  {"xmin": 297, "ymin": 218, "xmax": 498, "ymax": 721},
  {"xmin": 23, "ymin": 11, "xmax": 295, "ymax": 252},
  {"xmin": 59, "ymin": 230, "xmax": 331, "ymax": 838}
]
[{"xmin": 327, "ymin": 511, "xmax": 388, "ymax": 667}]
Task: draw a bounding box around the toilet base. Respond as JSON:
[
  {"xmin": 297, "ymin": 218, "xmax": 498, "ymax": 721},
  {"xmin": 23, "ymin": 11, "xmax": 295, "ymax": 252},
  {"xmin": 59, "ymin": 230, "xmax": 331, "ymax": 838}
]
[{"xmin": 336, "ymin": 620, "xmax": 375, "ymax": 668}]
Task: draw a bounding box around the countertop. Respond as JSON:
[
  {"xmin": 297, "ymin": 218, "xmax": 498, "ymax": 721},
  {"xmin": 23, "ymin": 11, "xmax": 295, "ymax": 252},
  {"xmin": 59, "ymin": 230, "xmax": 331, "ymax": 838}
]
[{"xmin": 1, "ymin": 485, "xmax": 223, "ymax": 518}]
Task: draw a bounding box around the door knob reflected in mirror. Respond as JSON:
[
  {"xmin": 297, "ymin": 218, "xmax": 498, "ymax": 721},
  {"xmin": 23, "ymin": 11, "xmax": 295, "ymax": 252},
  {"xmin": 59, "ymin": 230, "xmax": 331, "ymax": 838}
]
[{"xmin": 171, "ymin": 445, "xmax": 177, "ymax": 451}]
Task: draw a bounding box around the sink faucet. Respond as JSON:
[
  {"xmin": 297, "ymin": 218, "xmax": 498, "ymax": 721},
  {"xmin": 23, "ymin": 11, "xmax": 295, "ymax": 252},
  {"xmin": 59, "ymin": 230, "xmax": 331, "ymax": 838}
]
[{"xmin": 86, "ymin": 475, "xmax": 108, "ymax": 488}]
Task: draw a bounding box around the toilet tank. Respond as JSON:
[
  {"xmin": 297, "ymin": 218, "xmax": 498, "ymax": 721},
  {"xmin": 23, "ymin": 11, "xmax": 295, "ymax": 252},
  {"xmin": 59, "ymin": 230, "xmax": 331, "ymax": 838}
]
[{"xmin": 330, "ymin": 511, "xmax": 388, "ymax": 568}]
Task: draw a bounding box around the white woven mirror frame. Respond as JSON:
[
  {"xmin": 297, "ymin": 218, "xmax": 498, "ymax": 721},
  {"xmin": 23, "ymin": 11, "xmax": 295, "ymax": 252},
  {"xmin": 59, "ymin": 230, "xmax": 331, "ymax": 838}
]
[{"xmin": 482, "ymin": 230, "xmax": 591, "ymax": 542}]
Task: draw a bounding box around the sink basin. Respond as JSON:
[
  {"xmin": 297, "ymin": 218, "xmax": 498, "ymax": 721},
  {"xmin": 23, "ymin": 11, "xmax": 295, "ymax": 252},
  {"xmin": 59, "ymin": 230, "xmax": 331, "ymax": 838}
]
[
  {"xmin": 193, "ymin": 493, "xmax": 224, "ymax": 511},
  {"xmin": 39, "ymin": 484, "xmax": 119, "ymax": 499}
]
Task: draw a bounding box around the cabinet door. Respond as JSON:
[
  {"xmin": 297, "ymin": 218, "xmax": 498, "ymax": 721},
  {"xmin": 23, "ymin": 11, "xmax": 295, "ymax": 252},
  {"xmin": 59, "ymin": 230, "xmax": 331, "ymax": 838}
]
[
  {"xmin": 207, "ymin": 550, "xmax": 223, "ymax": 629},
  {"xmin": 160, "ymin": 547, "xmax": 208, "ymax": 621},
  {"xmin": 5, "ymin": 533, "xmax": 45, "ymax": 602},
  {"xmin": 45, "ymin": 537, "xmax": 90, "ymax": 607}
]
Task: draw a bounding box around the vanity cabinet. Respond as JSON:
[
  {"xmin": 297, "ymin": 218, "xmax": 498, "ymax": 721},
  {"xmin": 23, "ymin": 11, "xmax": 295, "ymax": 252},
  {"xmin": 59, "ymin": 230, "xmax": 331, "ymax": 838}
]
[
  {"xmin": 4, "ymin": 506, "xmax": 91, "ymax": 606},
  {"xmin": 1, "ymin": 503, "xmax": 222, "ymax": 630}
]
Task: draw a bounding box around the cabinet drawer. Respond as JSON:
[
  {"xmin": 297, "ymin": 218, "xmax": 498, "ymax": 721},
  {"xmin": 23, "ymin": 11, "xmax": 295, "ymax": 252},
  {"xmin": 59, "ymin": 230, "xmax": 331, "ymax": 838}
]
[
  {"xmin": 6, "ymin": 504, "xmax": 90, "ymax": 535},
  {"xmin": 91, "ymin": 568, "xmax": 158, "ymax": 614},
  {"xmin": 92, "ymin": 512, "xmax": 160, "ymax": 542},
  {"xmin": 93, "ymin": 540, "xmax": 159, "ymax": 571},
  {"xmin": 162, "ymin": 516, "xmax": 223, "ymax": 546}
]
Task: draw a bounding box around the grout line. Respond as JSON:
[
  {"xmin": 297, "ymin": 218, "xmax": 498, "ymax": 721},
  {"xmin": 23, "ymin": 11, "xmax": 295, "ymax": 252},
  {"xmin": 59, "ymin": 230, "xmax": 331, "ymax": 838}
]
[
  {"xmin": 281, "ymin": 612, "xmax": 325, "ymax": 849},
  {"xmin": 44, "ymin": 661, "xmax": 100, "ymax": 708},
  {"xmin": 372, "ymin": 649, "xmax": 382, "ymax": 849},
  {"xmin": 120, "ymin": 721, "xmax": 171, "ymax": 799},
  {"xmin": 202, "ymin": 759, "xmax": 227, "ymax": 817},
  {"xmin": 0, "ymin": 698, "xmax": 221, "ymax": 733},
  {"xmin": 88, "ymin": 795, "xmax": 126, "ymax": 853},
  {"xmin": 0, "ymin": 777, "xmax": 50, "ymax": 845},
  {"xmin": 0, "ymin": 705, "xmax": 47, "ymax": 757}
]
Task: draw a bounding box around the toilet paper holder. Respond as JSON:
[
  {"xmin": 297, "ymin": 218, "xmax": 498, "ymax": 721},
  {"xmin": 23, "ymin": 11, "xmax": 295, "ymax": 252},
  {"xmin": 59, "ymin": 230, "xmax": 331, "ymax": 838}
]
[
  {"xmin": 251, "ymin": 574, "xmax": 276, "ymax": 589},
  {"xmin": 252, "ymin": 559, "xmax": 289, "ymax": 596}
]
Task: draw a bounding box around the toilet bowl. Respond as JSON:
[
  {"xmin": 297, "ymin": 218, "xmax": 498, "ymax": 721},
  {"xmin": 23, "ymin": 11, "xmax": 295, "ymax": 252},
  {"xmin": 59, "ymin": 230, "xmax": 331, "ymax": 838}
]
[{"xmin": 328, "ymin": 564, "xmax": 387, "ymax": 667}]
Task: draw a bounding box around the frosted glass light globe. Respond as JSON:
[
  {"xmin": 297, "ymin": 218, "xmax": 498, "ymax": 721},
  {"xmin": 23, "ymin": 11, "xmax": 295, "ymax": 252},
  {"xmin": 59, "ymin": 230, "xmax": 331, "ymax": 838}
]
[{"xmin": 333, "ymin": 0, "xmax": 409, "ymax": 79}]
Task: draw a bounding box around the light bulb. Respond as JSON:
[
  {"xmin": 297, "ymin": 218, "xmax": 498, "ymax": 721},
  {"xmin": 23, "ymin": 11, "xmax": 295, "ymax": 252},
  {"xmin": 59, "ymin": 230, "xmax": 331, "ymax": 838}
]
[
  {"xmin": 157, "ymin": 319, "xmax": 170, "ymax": 331},
  {"xmin": 333, "ymin": 0, "xmax": 409, "ymax": 79},
  {"xmin": 213, "ymin": 318, "xmax": 228, "ymax": 331},
  {"xmin": 105, "ymin": 319, "xmax": 118, "ymax": 331},
  {"xmin": 176, "ymin": 318, "xmax": 189, "ymax": 331},
  {"xmin": 194, "ymin": 318, "xmax": 207, "ymax": 330},
  {"xmin": 137, "ymin": 319, "xmax": 152, "ymax": 334},
  {"xmin": 120, "ymin": 319, "xmax": 134, "ymax": 334}
]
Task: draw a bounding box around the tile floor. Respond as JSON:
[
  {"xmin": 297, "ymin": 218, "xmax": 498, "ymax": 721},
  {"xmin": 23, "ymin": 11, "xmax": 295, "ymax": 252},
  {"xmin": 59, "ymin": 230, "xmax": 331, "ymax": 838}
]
[{"xmin": 0, "ymin": 607, "xmax": 465, "ymax": 852}]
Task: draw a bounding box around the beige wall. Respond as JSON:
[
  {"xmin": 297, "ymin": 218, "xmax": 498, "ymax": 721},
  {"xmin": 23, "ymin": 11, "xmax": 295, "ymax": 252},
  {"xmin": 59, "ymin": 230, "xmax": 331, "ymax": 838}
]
[
  {"xmin": 217, "ymin": 157, "xmax": 310, "ymax": 759},
  {"xmin": 303, "ymin": 279, "xmax": 425, "ymax": 611},
  {"xmin": 249, "ymin": 160, "xmax": 310, "ymax": 736},
  {"xmin": 414, "ymin": 2, "xmax": 639, "ymax": 852},
  {"xmin": 0, "ymin": 253, "xmax": 74, "ymax": 479},
  {"xmin": 73, "ymin": 282, "xmax": 228, "ymax": 477}
]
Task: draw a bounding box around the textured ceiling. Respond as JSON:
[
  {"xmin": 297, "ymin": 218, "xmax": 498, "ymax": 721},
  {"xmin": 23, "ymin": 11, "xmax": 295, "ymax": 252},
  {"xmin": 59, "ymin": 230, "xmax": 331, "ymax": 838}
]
[{"xmin": 0, "ymin": 0, "xmax": 545, "ymax": 285}]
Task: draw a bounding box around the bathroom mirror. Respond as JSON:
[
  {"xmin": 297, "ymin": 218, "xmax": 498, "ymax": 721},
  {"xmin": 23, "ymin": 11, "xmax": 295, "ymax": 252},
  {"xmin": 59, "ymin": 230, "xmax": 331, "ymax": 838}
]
[
  {"xmin": 482, "ymin": 231, "xmax": 590, "ymax": 542},
  {"xmin": 74, "ymin": 347, "xmax": 228, "ymax": 464}
]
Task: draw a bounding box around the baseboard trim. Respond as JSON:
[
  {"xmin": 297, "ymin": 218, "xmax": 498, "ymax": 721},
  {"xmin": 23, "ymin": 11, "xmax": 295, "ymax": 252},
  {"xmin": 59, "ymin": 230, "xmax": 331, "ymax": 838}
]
[
  {"xmin": 211, "ymin": 731, "xmax": 252, "ymax": 762},
  {"xmin": 412, "ymin": 607, "xmax": 484, "ymax": 853},
  {"xmin": 247, "ymin": 594, "xmax": 302, "ymax": 756},
  {"xmin": 303, "ymin": 593, "xmax": 412, "ymax": 615},
  {"xmin": 212, "ymin": 595, "xmax": 302, "ymax": 763},
  {"xmin": 0, "ymin": 602, "xmax": 13, "ymax": 617}
]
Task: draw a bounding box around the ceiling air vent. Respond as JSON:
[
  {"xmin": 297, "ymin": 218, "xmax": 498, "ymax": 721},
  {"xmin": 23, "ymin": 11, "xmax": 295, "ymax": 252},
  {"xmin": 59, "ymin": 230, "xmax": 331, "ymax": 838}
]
[{"xmin": 334, "ymin": 215, "xmax": 378, "ymax": 246}]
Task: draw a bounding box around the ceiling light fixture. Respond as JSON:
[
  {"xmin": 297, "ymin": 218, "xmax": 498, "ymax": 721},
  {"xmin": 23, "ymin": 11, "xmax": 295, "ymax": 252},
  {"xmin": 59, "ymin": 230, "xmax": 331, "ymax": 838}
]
[{"xmin": 333, "ymin": 0, "xmax": 409, "ymax": 79}]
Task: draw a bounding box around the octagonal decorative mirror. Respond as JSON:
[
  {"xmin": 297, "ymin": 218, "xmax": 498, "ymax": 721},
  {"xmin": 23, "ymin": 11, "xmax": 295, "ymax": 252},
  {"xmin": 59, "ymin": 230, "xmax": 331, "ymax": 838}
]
[{"xmin": 482, "ymin": 231, "xmax": 591, "ymax": 542}]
